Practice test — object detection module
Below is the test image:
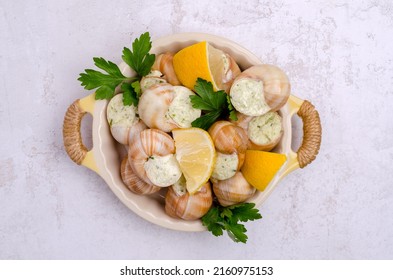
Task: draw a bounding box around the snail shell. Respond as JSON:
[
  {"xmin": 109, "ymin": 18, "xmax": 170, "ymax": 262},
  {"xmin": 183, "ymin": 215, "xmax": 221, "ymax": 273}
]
[
  {"xmin": 165, "ymin": 182, "xmax": 213, "ymax": 220},
  {"xmin": 233, "ymin": 111, "xmax": 283, "ymax": 151},
  {"xmin": 128, "ymin": 128, "xmax": 181, "ymax": 187},
  {"xmin": 106, "ymin": 93, "xmax": 147, "ymax": 145},
  {"xmin": 138, "ymin": 83, "xmax": 201, "ymax": 132},
  {"xmin": 229, "ymin": 64, "xmax": 290, "ymax": 116},
  {"xmin": 109, "ymin": 120, "xmax": 147, "ymax": 146},
  {"xmin": 120, "ymin": 157, "xmax": 160, "ymax": 195},
  {"xmin": 140, "ymin": 70, "xmax": 167, "ymax": 93},
  {"xmin": 208, "ymin": 121, "xmax": 248, "ymax": 155},
  {"xmin": 212, "ymin": 171, "xmax": 256, "ymax": 207},
  {"xmin": 152, "ymin": 53, "xmax": 181, "ymax": 86},
  {"xmin": 208, "ymin": 121, "xmax": 248, "ymax": 170},
  {"xmin": 138, "ymin": 83, "xmax": 178, "ymax": 132},
  {"xmin": 219, "ymin": 53, "xmax": 241, "ymax": 93}
]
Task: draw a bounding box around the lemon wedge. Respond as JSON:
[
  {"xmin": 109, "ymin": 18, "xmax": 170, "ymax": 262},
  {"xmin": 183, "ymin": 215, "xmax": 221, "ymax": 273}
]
[
  {"xmin": 172, "ymin": 128, "xmax": 216, "ymax": 194},
  {"xmin": 241, "ymin": 150, "xmax": 287, "ymax": 192},
  {"xmin": 172, "ymin": 41, "xmax": 226, "ymax": 91}
]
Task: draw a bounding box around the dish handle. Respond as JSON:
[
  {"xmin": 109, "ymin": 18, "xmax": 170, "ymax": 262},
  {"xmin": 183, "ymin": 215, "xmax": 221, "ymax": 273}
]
[
  {"xmin": 63, "ymin": 93, "xmax": 100, "ymax": 173},
  {"xmin": 281, "ymin": 95, "xmax": 322, "ymax": 177}
]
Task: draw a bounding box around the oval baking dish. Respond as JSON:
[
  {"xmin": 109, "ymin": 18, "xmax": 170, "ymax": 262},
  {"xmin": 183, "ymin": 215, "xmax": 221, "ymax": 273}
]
[{"xmin": 63, "ymin": 33, "xmax": 322, "ymax": 231}]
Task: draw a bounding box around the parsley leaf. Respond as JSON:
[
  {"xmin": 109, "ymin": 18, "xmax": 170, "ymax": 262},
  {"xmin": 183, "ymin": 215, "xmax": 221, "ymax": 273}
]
[
  {"xmin": 78, "ymin": 32, "xmax": 154, "ymax": 103},
  {"xmin": 95, "ymin": 85, "xmax": 115, "ymax": 100},
  {"xmin": 202, "ymin": 202, "xmax": 262, "ymax": 243},
  {"xmin": 121, "ymin": 81, "xmax": 139, "ymax": 106},
  {"xmin": 229, "ymin": 203, "xmax": 262, "ymax": 222},
  {"xmin": 220, "ymin": 207, "xmax": 233, "ymax": 219},
  {"xmin": 193, "ymin": 78, "xmax": 227, "ymax": 110},
  {"xmin": 122, "ymin": 32, "xmax": 155, "ymax": 77},
  {"xmin": 227, "ymin": 95, "xmax": 238, "ymax": 121},
  {"xmin": 201, "ymin": 207, "xmax": 224, "ymax": 237},
  {"xmin": 78, "ymin": 57, "xmax": 131, "ymax": 100},
  {"xmin": 226, "ymin": 222, "xmax": 248, "ymax": 243},
  {"xmin": 190, "ymin": 78, "xmax": 229, "ymax": 130},
  {"xmin": 190, "ymin": 111, "xmax": 221, "ymax": 131},
  {"xmin": 131, "ymin": 80, "xmax": 141, "ymax": 96},
  {"xmin": 121, "ymin": 83, "xmax": 138, "ymax": 106}
]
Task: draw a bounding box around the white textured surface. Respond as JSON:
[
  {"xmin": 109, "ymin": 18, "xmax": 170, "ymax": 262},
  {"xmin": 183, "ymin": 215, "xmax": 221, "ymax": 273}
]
[{"xmin": 1, "ymin": 0, "xmax": 393, "ymax": 259}]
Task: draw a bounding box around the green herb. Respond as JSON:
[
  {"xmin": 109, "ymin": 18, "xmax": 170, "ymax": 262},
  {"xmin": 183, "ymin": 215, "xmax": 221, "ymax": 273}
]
[
  {"xmin": 190, "ymin": 78, "xmax": 238, "ymax": 130},
  {"xmin": 201, "ymin": 202, "xmax": 262, "ymax": 243},
  {"xmin": 78, "ymin": 32, "xmax": 154, "ymax": 103},
  {"xmin": 227, "ymin": 94, "xmax": 238, "ymax": 121},
  {"xmin": 78, "ymin": 57, "xmax": 135, "ymax": 100},
  {"xmin": 122, "ymin": 32, "xmax": 155, "ymax": 77},
  {"xmin": 122, "ymin": 81, "xmax": 141, "ymax": 106},
  {"xmin": 190, "ymin": 111, "xmax": 222, "ymax": 130}
]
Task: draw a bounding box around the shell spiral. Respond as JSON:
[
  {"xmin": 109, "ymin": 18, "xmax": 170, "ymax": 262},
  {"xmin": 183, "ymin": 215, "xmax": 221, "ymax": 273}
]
[
  {"xmin": 208, "ymin": 120, "xmax": 248, "ymax": 169},
  {"xmin": 152, "ymin": 53, "xmax": 181, "ymax": 86},
  {"xmin": 128, "ymin": 128, "xmax": 176, "ymax": 185},
  {"xmin": 165, "ymin": 182, "xmax": 213, "ymax": 220},
  {"xmin": 120, "ymin": 157, "xmax": 160, "ymax": 195},
  {"xmin": 233, "ymin": 64, "xmax": 290, "ymax": 112},
  {"xmin": 137, "ymin": 83, "xmax": 178, "ymax": 132},
  {"xmin": 232, "ymin": 112, "xmax": 283, "ymax": 151},
  {"xmin": 212, "ymin": 171, "xmax": 256, "ymax": 207}
]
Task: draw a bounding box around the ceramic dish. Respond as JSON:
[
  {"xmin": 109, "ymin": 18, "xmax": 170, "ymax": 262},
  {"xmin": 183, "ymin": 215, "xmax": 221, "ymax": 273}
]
[{"xmin": 63, "ymin": 33, "xmax": 321, "ymax": 231}]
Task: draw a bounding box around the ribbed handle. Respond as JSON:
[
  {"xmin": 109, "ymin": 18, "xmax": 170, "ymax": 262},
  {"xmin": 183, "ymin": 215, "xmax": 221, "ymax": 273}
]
[
  {"xmin": 296, "ymin": 100, "xmax": 322, "ymax": 168},
  {"xmin": 63, "ymin": 99, "xmax": 88, "ymax": 165}
]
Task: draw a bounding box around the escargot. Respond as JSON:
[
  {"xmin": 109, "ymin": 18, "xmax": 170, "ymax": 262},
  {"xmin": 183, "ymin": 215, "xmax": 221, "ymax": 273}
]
[
  {"xmin": 229, "ymin": 64, "xmax": 290, "ymax": 117},
  {"xmin": 212, "ymin": 171, "xmax": 256, "ymax": 207},
  {"xmin": 165, "ymin": 179, "xmax": 213, "ymax": 220}
]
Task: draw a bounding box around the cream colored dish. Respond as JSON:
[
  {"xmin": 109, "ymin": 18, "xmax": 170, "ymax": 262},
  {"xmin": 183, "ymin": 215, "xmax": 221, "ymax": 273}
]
[{"xmin": 63, "ymin": 33, "xmax": 321, "ymax": 231}]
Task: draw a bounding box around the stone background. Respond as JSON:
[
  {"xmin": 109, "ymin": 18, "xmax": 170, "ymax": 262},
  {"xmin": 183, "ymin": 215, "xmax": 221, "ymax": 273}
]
[{"xmin": 1, "ymin": 0, "xmax": 392, "ymax": 259}]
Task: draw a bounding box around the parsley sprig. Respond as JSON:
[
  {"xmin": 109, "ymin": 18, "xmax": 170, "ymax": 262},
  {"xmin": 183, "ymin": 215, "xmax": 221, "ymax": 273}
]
[
  {"xmin": 122, "ymin": 32, "xmax": 155, "ymax": 77},
  {"xmin": 202, "ymin": 203, "xmax": 262, "ymax": 243},
  {"xmin": 190, "ymin": 78, "xmax": 237, "ymax": 130},
  {"xmin": 78, "ymin": 32, "xmax": 155, "ymax": 105},
  {"xmin": 121, "ymin": 81, "xmax": 141, "ymax": 106}
]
